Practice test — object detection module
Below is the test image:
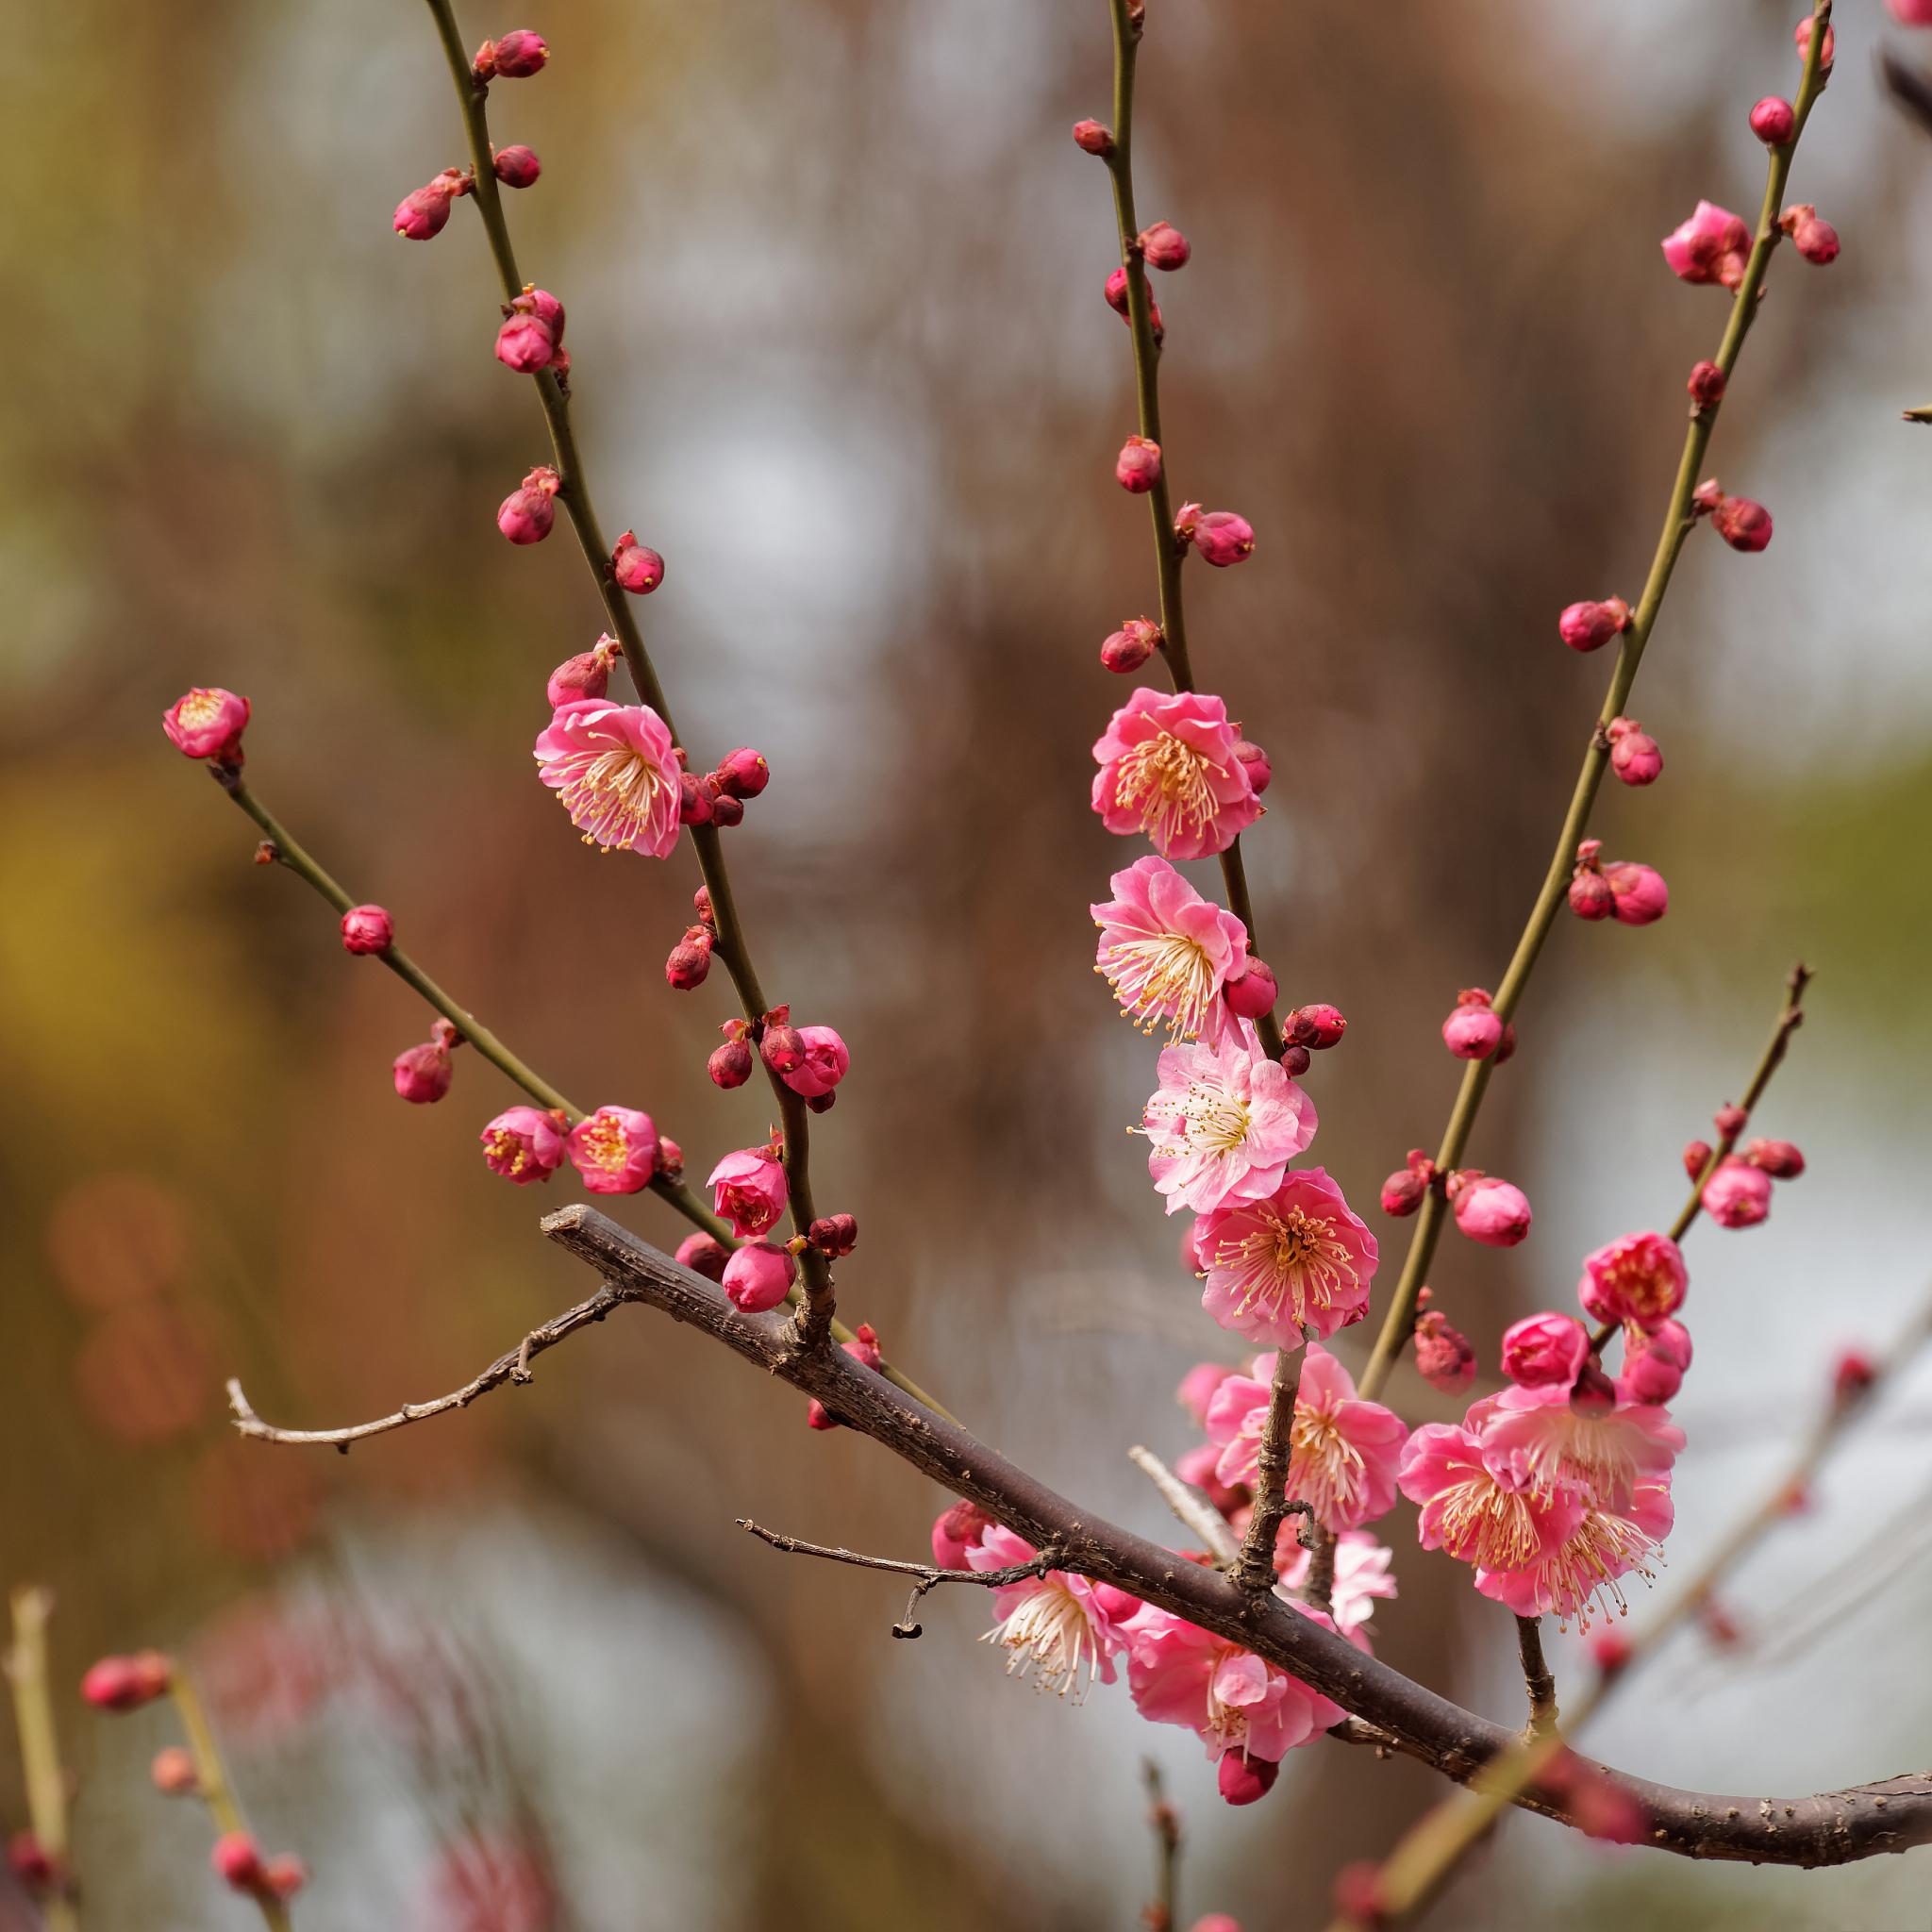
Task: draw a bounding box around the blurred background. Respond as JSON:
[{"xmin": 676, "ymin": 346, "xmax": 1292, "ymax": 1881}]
[{"xmin": 7, "ymin": 0, "xmax": 1932, "ymax": 1925}]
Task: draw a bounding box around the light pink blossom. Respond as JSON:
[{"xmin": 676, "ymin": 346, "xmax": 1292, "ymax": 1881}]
[
  {"xmin": 1091, "ymin": 689, "xmax": 1262, "ymax": 861},
  {"xmin": 1661, "ymin": 200, "xmax": 1751, "ymax": 288},
  {"xmin": 779, "ymin": 1025, "xmax": 850, "ymax": 1100},
  {"xmin": 1124, "ymin": 1604, "xmax": 1343, "ymax": 1771},
  {"xmin": 1207, "ymin": 1345, "xmax": 1405, "ymax": 1531},
  {"xmin": 1275, "ymin": 1529, "xmax": 1396, "ymax": 1645},
  {"xmin": 479, "ymin": 1107, "xmax": 566, "ymax": 1185},
  {"xmin": 1193, "ymin": 1170, "xmax": 1377, "ymax": 1349},
  {"xmin": 1474, "ymin": 1479, "xmax": 1674, "ymax": 1629},
  {"xmin": 967, "ymin": 1524, "xmax": 1137, "ymax": 1699},
  {"xmin": 708, "ymin": 1146, "xmax": 789, "ymax": 1239},
  {"xmin": 1474, "ymin": 1382, "xmax": 1683, "ymax": 1510},
  {"xmin": 1578, "ymin": 1229, "xmax": 1687, "ymax": 1332},
  {"xmin": 1141, "ymin": 1023, "xmax": 1317, "ymax": 1216},
  {"xmin": 532, "ymin": 699, "xmax": 681, "ymax": 857},
  {"xmin": 1397, "ymin": 1423, "xmax": 1585, "ymax": 1574},
  {"xmin": 566, "ymin": 1107, "xmax": 658, "ymax": 1195},
  {"xmin": 1091, "ymin": 857, "xmax": 1251, "ymax": 1045}
]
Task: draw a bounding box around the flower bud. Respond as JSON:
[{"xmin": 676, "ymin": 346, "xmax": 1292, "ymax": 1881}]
[
  {"xmin": 1681, "ymin": 1138, "xmax": 1712, "ymax": 1179},
  {"xmin": 1606, "ymin": 717, "xmax": 1662, "ymax": 786},
  {"xmin": 710, "ymin": 791, "xmax": 745, "ymax": 828},
  {"xmin": 1703, "ymin": 1156, "xmax": 1772, "ymax": 1228},
  {"xmin": 1604, "ymin": 861, "xmax": 1668, "ymax": 926},
  {"xmin": 1289, "ymin": 1003, "xmax": 1347, "ymax": 1050},
  {"xmin": 1750, "ymin": 96, "xmax": 1796, "ymax": 145},
  {"xmin": 808, "ymin": 1212, "xmax": 858, "ymax": 1257},
  {"xmin": 497, "ymin": 464, "xmax": 560, "ymax": 544},
  {"xmin": 1713, "ymin": 1102, "xmax": 1747, "ymax": 1138},
  {"xmin": 1115, "ymin": 435, "xmax": 1162, "ymax": 493},
  {"xmin": 490, "ymin": 29, "xmax": 549, "ymax": 76},
  {"xmin": 1501, "ymin": 1312, "xmax": 1590, "ymax": 1390},
  {"xmin": 708, "ymin": 1040, "xmax": 754, "ymax": 1089},
  {"xmin": 655, "ymin": 1135, "xmax": 684, "ymax": 1183},
  {"xmin": 722, "ymin": 1239, "xmax": 797, "ymax": 1313},
  {"xmin": 1138, "ymin": 221, "xmax": 1191, "ymax": 270},
  {"xmin": 263, "ymin": 1856, "xmax": 308, "ymax": 1902},
  {"xmin": 82, "ymin": 1651, "xmax": 171, "ymax": 1712},
  {"xmin": 1224, "ymin": 958, "xmax": 1277, "ymax": 1021},
  {"xmin": 212, "ymin": 1833, "xmax": 263, "ymax": 1891},
  {"xmin": 1380, "ymin": 1168, "xmax": 1426, "ymax": 1218},
  {"xmin": 493, "ymin": 311, "xmax": 556, "ymax": 374},
  {"xmin": 1441, "ymin": 989, "xmax": 1503, "ymax": 1061},
  {"xmin": 666, "ymin": 928, "xmax": 712, "ymax": 991},
  {"xmin": 715, "ymin": 748, "xmax": 770, "ymax": 799},
  {"xmin": 611, "ymin": 530, "xmax": 664, "ymax": 593},
  {"xmin": 1230, "ymin": 738, "xmax": 1271, "ymax": 795},
  {"xmin": 1588, "ymin": 1627, "xmax": 1632, "ymax": 1674},
  {"xmin": 1787, "ymin": 206, "xmax": 1840, "ymax": 265},
  {"xmin": 545, "ymin": 636, "xmax": 620, "ymax": 708},
  {"xmin": 1568, "ymin": 871, "xmax": 1614, "ymax": 921},
  {"xmin": 693, "ymin": 885, "xmax": 715, "ymax": 927},
  {"xmin": 760, "ymin": 1023, "xmax": 807, "ymax": 1074},
  {"xmin": 1072, "ymin": 119, "xmax": 1114, "ymax": 156},
  {"xmin": 677, "ymin": 772, "xmax": 713, "ymax": 825},
  {"xmin": 393, "ymin": 1040, "xmax": 453, "ymax": 1104},
  {"xmin": 8, "ymin": 1833, "xmax": 56, "ymax": 1890},
  {"xmin": 1687, "ymin": 359, "xmax": 1726, "ymax": 406},
  {"xmin": 1746, "ymin": 1136, "xmax": 1805, "ymax": 1179},
  {"xmin": 1104, "ymin": 265, "xmax": 1131, "ymax": 316},
  {"xmin": 1280, "ymin": 1043, "xmax": 1311, "ymax": 1076},
  {"xmin": 932, "ymin": 1500, "xmax": 992, "ymax": 1569},
  {"xmin": 393, "ymin": 172, "xmax": 465, "ymax": 240},
  {"xmin": 1622, "ymin": 1318, "xmax": 1691, "ymax": 1405},
  {"xmin": 1662, "ymin": 201, "xmax": 1751, "ymax": 288},
  {"xmin": 1557, "ymin": 598, "xmax": 1630, "ymax": 652},
  {"xmin": 675, "ymin": 1232, "xmax": 730, "ymax": 1282},
  {"xmin": 1832, "ymin": 1346, "xmax": 1876, "ymax": 1406},
  {"xmin": 1187, "ymin": 509, "xmax": 1256, "ymax": 567},
  {"xmin": 1101, "ymin": 618, "xmax": 1161, "ymax": 674},
  {"xmin": 493, "ymin": 144, "xmax": 541, "ymax": 188},
  {"xmin": 1568, "ymin": 1361, "xmax": 1618, "ymax": 1417},
  {"xmin": 1413, "ymin": 1309, "xmax": 1475, "ymax": 1393},
  {"xmin": 1449, "ymin": 1173, "xmax": 1532, "ymax": 1248},
  {"xmin": 151, "ymin": 1746, "xmax": 200, "ymax": 1795},
  {"xmin": 164, "ymin": 687, "xmax": 252, "ymax": 761},
  {"xmin": 341, "ymin": 905, "xmax": 394, "ymax": 955},
  {"xmin": 1794, "ymin": 17, "xmax": 1835, "ymax": 69},
  {"xmin": 1710, "ymin": 493, "xmax": 1774, "ymax": 551},
  {"xmin": 782, "ymin": 1024, "xmax": 850, "ymax": 1098},
  {"xmin": 1216, "ymin": 1751, "xmax": 1277, "ymax": 1806}
]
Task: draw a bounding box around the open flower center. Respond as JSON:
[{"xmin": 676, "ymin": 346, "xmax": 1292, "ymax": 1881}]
[
  {"xmin": 485, "ymin": 1128, "xmax": 534, "ymax": 1176},
  {"xmin": 1210, "ymin": 1208, "xmax": 1355, "ymax": 1323},
  {"xmin": 576, "ymin": 1116, "xmax": 630, "ymax": 1174},
  {"xmin": 1539, "ymin": 1511, "xmax": 1665, "ymax": 1630},
  {"xmin": 1433, "ymin": 1471, "xmax": 1550, "ymax": 1572},
  {"xmin": 1175, "ymin": 1075, "xmax": 1251, "ymax": 1154},
  {"xmin": 179, "ymin": 691, "xmax": 225, "ymax": 727},
  {"xmin": 1290, "ymin": 1405, "xmax": 1370, "ymax": 1521},
  {"xmin": 1114, "ymin": 731, "xmax": 1224, "ymax": 850},
  {"xmin": 1097, "ymin": 932, "xmax": 1220, "ymax": 1041},
  {"xmin": 981, "ymin": 1581, "xmax": 1102, "ymax": 1700},
  {"xmin": 551, "ymin": 745, "xmax": 672, "ymax": 852}
]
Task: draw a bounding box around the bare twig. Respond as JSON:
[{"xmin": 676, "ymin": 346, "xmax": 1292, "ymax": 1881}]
[
  {"xmin": 1514, "ymin": 1616, "xmax": 1558, "ymax": 1739},
  {"xmin": 1235, "ymin": 1331, "xmax": 1312, "ymax": 1593},
  {"xmin": 545, "ymin": 1199, "xmax": 1932, "ymax": 1867},
  {"xmin": 169, "ymin": 1668, "xmax": 290, "ymax": 1932},
  {"xmin": 1141, "ymin": 1759, "xmax": 1182, "ymax": 1932},
  {"xmin": 1128, "ymin": 1444, "xmax": 1241, "ymax": 1567},
  {"xmin": 5, "ymin": 1589, "xmax": 78, "ymax": 1932}
]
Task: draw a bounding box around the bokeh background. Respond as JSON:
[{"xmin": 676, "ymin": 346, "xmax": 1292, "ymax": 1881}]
[{"xmin": 7, "ymin": 1, "xmax": 1932, "ymax": 1926}]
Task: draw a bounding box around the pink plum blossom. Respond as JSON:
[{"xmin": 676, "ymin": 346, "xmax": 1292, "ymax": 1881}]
[
  {"xmin": 1177, "ymin": 1360, "xmax": 1241, "ymax": 1426},
  {"xmin": 392, "ymin": 1039, "xmax": 453, "ymax": 1104},
  {"xmin": 722, "ymin": 1240, "xmax": 796, "ymax": 1312},
  {"xmin": 532, "ymin": 699, "xmax": 682, "ymax": 857},
  {"xmin": 1474, "ymin": 1382, "xmax": 1683, "ymax": 1510},
  {"xmin": 1397, "ymin": 1423, "xmax": 1585, "ymax": 1574},
  {"xmin": 1141, "ymin": 1022, "xmax": 1317, "ymax": 1216},
  {"xmin": 1208, "ymin": 1345, "xmax": 1405, "ymax": 1531},
  {"xmin": 566, "ymin": 1106, "xmax": 658, "ymax": 1194},
  {"xmin": 931, "ymin": 1500, "xmax": 993, "ymax": 1569},
  {"xmin": 1704, "ymin": 1156, "xmax": 1773, "ymax": 1227},
  {"xmin": 1449, "ymin": 1174, "xmax": 1532, "ymax": 1247},
  {"xmin": 1474, "ymin": 1479, "xmax": 1674, "ymax": 1629},
  {"xmin": 1621, "ymin": 1318, "xmax": 1692, "ymax": 1406},
  {"xmin": 1091, "ymin": 689, "xmax": 1263, "ymax": 861},
  {"xmin": 1193, "ymin": 1169, "xmax": 1377, "ymax": 1349},
  {"xmin": 1500, "ymin": 1312, "xmax": 1590, "ymax": 1390},
  {"xmin": 163, "ymin": 688, "xmax": 251, "ymax": 760},
  {"xmin": 479, "ymin": 1107, "xmax": 566, "ymax": 1185},
  {"xmin": 1124, "ymin": 1604, "xmax": 1344, "ymax": 1775},
  {"xmin": 1091, "ymin": 857, "xmax": 1252, "ymax": 1045},
  {"xmin": 1578, "ymin": 1229, "xmax": 1687, "ymax": 1332},
  {"xmin": 1661, "ymin": 200, "xmax": 1751, "ymax": 288},
  {"xmin": 779, "ymin": 1025, "xmax": 850, "ymax": 1100},
  {"xmin": 1275, "ymin": 1530, "xmax": 1396, "ymax": 1646},
  {"xmin": 967, "ymin": 1524, "xmax": 1137, "ymax": 1699},
  {"xmin": 708, "ymin": 1146, "xmax": 789, "ymax": 1239}
]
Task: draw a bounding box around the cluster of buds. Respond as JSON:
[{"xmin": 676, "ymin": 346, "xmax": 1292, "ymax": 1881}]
[
  {"xmin": 498, "ymin": 464, "xmax": 560, "ymax": 544},
  {"xmin": 1684, "ymin": 1113, "xmax": 1804, "ymax": 1230},
  {"xmin": 1557, "ymin": 596, "xmax": 1630, "ymax": 653},
  {"xmin": 1443, "ymin": 1168, "xmax": 1533, "ymax": 1247},
  {"xmin": 163, "ymin": 688, "xmax": 251, "ymax": 766},
  {"xmin": 757, "ymin": 1006, "xmax": 851, "ymax": 1111},
  {"xmin": 394, "ymin": 1017, "xmax": 464, "ymax": 1104},
  {"xmin": 473, "ymin": 28, "xmax": 548, "ymax": 81},
  {"xmin": 393, "ymin": 166, "xmax": 474, "ymax": 241},
  {"xmin": 1439, "ymin": 987, "xmax": 1514, "ymax": 1064},
  {"xmin": 808, "ymin": 1212, "xmax": 858, "ymax": 1257},
  {"xmin": 494, "ymin": 286, "xmax": 567, "ymax": 378},
  {"xmin": 1661, "ymin": 200, "xmax": 1751, "ymax": 291},
  {"xmin": 1780, "ymin": 201, "xmax": 1840, "ymax": 265},
  {"xmin": 1605, "ymin": 715, "xmax": 1662, "ymax": 787},
  {"xmin": 666, "ymin": 893, "xmax": 716, "ymax": 989},
  {"xmin": 211, "ymin": 1833, "xmax": 308, "ymax": 1907},
  {"xmin": 1103, "ymin": 267, "xmax": 1164, "ymax": 346},
  {"xmin": 545, "ymin": 636, "xmax": 623, "ymax": 708},
  {"xmin": 677, "ymin": 744, "xmax": 769, "ymax": 831},
  {"xmin": 1279, "ymin": 1000, "xmax": 1344, "ymax": 1076},
  {"xmin": 1568, "ymin": 839, "xmax": 1668, "ymax": 925},
  {"xmin": 1174, "ymin": 501, "xmax": 1255, "ymax": 568},
  {"xmin": 1099, "ymin": 615, "xmax": 1163, "ymax": 675},
  {"xmin": 1411, "ymin": 1291, "xmax": 1474, "ymax": 1394},
  {"xmin": 1690, "ymin": 477, "xmax": 1774, "ymax": 553},
  {"xmin": 806, "ymin": 1322, "xmax": 883, "ymax": 1430}
]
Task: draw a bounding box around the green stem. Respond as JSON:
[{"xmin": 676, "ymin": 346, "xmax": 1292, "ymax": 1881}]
[
  {"xmin": 6, "ymin": 1590, "xmax": 78, "ymax": 1932},
  {"xmin": 170, "ymin": 1671, "xmax": 290, "ymax": 1932},
  {"xmin": 1356, "ymin": 29, "xmax": 1833, "ymax": 1407}
]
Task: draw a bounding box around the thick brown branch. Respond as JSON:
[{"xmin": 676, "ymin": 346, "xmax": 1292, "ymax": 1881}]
[{"xmin": 542, "ymin": 1202, "xmax": 1932, "ymax": 1869}]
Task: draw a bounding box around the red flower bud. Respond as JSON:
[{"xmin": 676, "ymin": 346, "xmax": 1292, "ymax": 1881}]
[
  {"xmin": 1687, "ymin": 359, "xmax": 1726, "ymax": 406},
  {"xmin": 666, "ymin": 929, "xmax": 712, "ymax": 990},
  {"xmin": 1138, "ymin": 221, "xmax": 1191, "ymax": 271},
  {"xmin": 489, "ymin": 28, "xmax": 549, "ymax": 77},
  {"xmin": 1115, "ymin": 434, "xmax": 1162, "ymax": 493},
  {"xmin": 1216, "ymin": 1751, "xmax": 1278, "ymax": 1806},
  {"xmin": 151, "ymin": 1746, "xmax": 200, "ymax": 1795},
  {"xmin": 678, "ymin": 772, "xmax": 713, "ymax": 825},
  {"xmin": 675, "ymin": 1233, "xmax": 730, "ymax": 1282},
  {"xmin": 611, "ymin": 531, "xmax": 665, "ymax": 593},
  {"xmin": 715, "ymin": 748, "xmax": 770, "ymax": 799},
  {"xmin": 1289, "ymin": 1003, "xmax": 1347, "ymax": 1050},
  {"xmin": 1279, "ymin": 1043, "xmax": 1311, "ymax": 1076},
  {"xmin": 493, "ymin": 144, "xmax": 542, "ymax": 188},
  {"xmin": 1100, "ymin": 618, "xmax": 1161, "ymax": 675},
  {"xmin": 1072, "ymin": 119, "xmax": 1114, "ymax": 156},
  {"xmin": 1750, "ymin": 96, "xmax": 1795, "ymax": 145},
  {"xmin": 1746, "ymin": 1137, "xmax": 1805, "ymax": 1179},
  {"xmin": 1557, "ymin": 597, "xmax": 1630, "ymax": 652},
  {"xmin": 808, "ymin": 1212, "xmax": 858, "ymax": 1257},
  {"xmin": 1681, "ymin": 1138, "xmax": 1713, "ymax": 1179},
  {"xmin": 1713, "ymin": 1102, "xmax": 1748, "ymax": 1138},
  {"xmin": 1224, "ymin": 958, "xmax": 1277, "ymax": 1021},
  {"xmin": 708, "ymin": 1040, "xmax": 754, "ymax": 1088},
  {"xmin": 212, "ymin": 1833, "xmax": 263, "ymax": 1891},
  {"xmin": 761, "ymin": 1023, "xmax": 807, "ymax": 1074}
]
